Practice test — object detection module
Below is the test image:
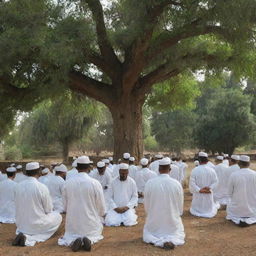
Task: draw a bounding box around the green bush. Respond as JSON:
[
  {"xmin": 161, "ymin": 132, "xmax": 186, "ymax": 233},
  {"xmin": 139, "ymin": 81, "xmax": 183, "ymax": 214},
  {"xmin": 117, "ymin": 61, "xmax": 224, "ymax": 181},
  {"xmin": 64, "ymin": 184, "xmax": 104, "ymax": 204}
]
[
  {"xmin": 4, "ymin": 146, "xmax": 22, "ymax": 160},
  {"xmin": 144, "ymin": 136, "xmax": 159, "ymax": 151}
]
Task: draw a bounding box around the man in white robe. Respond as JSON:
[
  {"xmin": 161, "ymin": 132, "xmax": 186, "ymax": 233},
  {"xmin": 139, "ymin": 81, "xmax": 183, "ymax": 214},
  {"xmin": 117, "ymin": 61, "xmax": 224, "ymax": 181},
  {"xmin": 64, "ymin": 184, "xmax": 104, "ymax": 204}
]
[
  {"xmin": 169, "ymin": 163, "xmax": 183, "ymax": 184},
  {"xmin": 135, "ymin": 158, "xmax": 157, "ymax": 203},
  {"xmin": 105, "ymin": 163, "xmax": 138, "ymax": 227},
  {"xmin": 128, "ymin": 156, "xmax": 138, "ymax": 180},
  {"xmin": 143, "ymin": 157, "xmax": 185, "ymax": 250},
  {"xmin": 13, "ymin": 162, "xmax": 62, "ymax": 247},
  {"xmin": 226, "ymin": 155, "xmax": 256, "ymax": 227},
  {"xmin": 223, "ymin": 154, "xmax": 229, "ymax": 166},
  {"xmin": 102, "ymin": 159, "xmax": 113, "ymax": 175},
  {"xmin": 14, "ymin": 165, "xmax": 27, "ymax": 183},
  {"xmin": 213, "ymin": 156, "xmax": 230, "ymax": 206},
  {"xmin": 227, "ymin": 155, "xmax": 240, "ymax": 174},
  {"xmin": 66, "ymin": 159, "xmax": 78, "ymax": 180},
  {"xmin": 90, "ymin": 161, "xmax": 112, "ymax": 210},
  {"xmin": 38, "ymin": 167, "xmax": 51, "ymax": 185},
  {"xmin": 149, "ymin": 154, "xmax": 163, "ymax": 174},
  {"xmin": 0, "ymin": 167, "xmax": 17, "ymax": 223},
  {"xmin": 58, "ymin": 156, "xmax": 106, "ymax": 252},
  {"xmin": 44, "ymin": 164, "xmax": 67, "ymax": 213},
  {"xmin": 189, "ymin": 152, "xmax": 219, "ymax": 218},
  {"xmin": 112, "ymin": 153, "xmax": 130, "ymax": 178}
]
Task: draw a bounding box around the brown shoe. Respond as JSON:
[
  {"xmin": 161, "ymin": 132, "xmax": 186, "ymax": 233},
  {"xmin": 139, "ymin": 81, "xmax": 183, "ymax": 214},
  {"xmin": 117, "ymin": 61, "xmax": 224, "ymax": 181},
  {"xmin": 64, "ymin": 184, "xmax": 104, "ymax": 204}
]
[
  {"xmin": 163, "ymin": 242, "xmax": 175, "ymax": 250},
  {"xmin": 12, "ymin": 233, "xmax": 26, "ymax": 247},
  {"xmin": 82, "ymin": 237, "xmax": 92, "ymax": 251},
  {"xmin": 71, "ymin": 238, "xmax": 83, "ymax": 252}
]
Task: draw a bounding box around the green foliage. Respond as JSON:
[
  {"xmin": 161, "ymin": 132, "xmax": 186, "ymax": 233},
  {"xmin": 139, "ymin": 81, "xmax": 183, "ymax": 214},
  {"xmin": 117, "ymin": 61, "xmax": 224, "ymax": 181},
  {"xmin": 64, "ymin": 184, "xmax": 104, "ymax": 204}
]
[
  {"xmin": 151, "ymin": 110, "xmax": 196, "ymax": 154},
  {"xmin": 4, "ymin": 145, "xmax": 22, "ymax": 161},
  {"xmin": 144, "ymin": 136, "xmax": 159, "ymax": 152},
  {"xmin": 195, "ymin": 89, "xmax": 256, "ymax": 154},
  {"xmin": 148, "ymin": 72, "xmax": 201, "ymax": 111},
  {"xmin": 18, "ymin": 92, "xmax": 100, "ymax": 160}
]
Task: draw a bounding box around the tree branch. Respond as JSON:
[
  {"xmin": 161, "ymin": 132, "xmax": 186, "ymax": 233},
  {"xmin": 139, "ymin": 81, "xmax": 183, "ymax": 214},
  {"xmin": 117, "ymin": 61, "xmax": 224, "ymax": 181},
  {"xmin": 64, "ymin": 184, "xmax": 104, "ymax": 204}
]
[
  {"xmin": 83, "ymin": 0, "xmax": 121, "ymax": 71},
  {"xmin": 147, "ymin": 24, "xmax": 227, "ymax": 62},
  {"xmin": 69, "ymin": 70, "xmax": 114, "ymax": 106}
]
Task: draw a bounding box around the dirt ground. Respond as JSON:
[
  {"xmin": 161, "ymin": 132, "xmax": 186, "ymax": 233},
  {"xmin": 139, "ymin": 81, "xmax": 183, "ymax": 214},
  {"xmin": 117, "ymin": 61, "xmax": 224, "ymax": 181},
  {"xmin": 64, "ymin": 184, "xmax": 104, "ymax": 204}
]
[{"xmin": 1, "ymin": 161, "xmax": 256, "ymax": 256}]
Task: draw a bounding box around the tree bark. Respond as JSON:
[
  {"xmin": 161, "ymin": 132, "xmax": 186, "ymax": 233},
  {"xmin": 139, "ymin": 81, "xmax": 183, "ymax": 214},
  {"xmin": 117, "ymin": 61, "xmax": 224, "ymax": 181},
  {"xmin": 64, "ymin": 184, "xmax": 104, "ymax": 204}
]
[{"xmin": 109, "ymin": 93, "xmax": 144, "ymax": 161}]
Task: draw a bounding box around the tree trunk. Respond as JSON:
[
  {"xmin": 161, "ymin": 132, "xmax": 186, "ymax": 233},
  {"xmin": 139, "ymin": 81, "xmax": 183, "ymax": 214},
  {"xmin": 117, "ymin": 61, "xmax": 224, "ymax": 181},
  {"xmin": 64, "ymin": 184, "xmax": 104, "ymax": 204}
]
[
  {"xmin": 62, "ymin": 139, "xmax": 69, "ymax": 163},
  {"xmin": 109, "ymin": 93, "xmax": 144, "ymax": 161}
]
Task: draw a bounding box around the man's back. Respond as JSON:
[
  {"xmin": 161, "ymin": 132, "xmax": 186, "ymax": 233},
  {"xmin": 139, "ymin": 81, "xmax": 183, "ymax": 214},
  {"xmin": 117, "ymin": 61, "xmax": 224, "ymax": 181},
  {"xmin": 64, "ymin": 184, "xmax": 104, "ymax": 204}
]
[
  {"xmin": 15, "ymin": 177, "xmax": 53, "ymax": 234},
  {"xmin": 143, "ymin": 174, "xmax": 185, "ymax": 246},
  {"xmin": 214, "ymin": 163, "xmax": 229, "ymax": 197},
  {"xmin": 227, "ymin": 168, "xmax": 256, "ymax": 218},
  {"xmin": 64, "ymin": 172, "xmax": 105, "ymax": 236},
  {"xmin": 44, "ymin": 175, "xmax": 64, "ymax": 199}
]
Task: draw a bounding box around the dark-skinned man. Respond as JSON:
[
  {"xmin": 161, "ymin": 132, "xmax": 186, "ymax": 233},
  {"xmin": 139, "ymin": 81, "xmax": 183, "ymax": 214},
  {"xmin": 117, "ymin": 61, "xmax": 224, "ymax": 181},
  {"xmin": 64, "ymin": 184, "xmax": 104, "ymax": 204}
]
[
  {"xmin": 226, "ymin": 155, "xmax": 256, "ymax": 227},
  {"xmin": 189, "ymin": 152, "xmax": 219, "ymax": 218},
  {"xmin": 143, "ymin": 157, "xmax": 185, "ymax": 250},
  {"xmin": 105, "ymin": 163, "xmax": 138, "ymax": 226},
  {"xmin": 58, "ymin": 156, "xmax": 106, "ymax": 252}
]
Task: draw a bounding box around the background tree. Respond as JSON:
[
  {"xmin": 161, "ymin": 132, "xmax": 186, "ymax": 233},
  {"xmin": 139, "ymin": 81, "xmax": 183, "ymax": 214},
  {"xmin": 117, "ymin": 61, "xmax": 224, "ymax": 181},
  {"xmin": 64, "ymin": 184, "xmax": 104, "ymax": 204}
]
[
  {"xmin": 18, "ymin": 92, "xmax": 99, "ymax": 161},
  {"xmin": 195, "ymin": 89, "xmax": 256, "ymax": 155},
  {"xmin": 1, "ymin": 0, "xmax": 256, "ymax": 159},
  {"xmin": 151, "ymin": 110, "xmax": 196, "ymax": 155}
]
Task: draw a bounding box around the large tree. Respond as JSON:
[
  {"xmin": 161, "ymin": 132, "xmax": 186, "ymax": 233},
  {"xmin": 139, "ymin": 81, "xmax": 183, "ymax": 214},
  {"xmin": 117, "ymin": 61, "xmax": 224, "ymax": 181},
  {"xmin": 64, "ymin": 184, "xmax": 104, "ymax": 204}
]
[{"xmin": 1, "ymin": 0, "xmax": 256, "ymax": 159}]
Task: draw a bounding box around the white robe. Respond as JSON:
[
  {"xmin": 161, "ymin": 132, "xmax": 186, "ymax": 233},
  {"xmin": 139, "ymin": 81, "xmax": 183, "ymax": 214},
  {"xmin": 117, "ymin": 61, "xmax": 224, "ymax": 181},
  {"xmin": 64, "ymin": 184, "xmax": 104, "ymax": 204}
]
[
  {"xmin": 135, "ymin": 167, "xmax": 157, "ymax": 203},
  {"xmin": 189, "ymin": 165, "xmax": 219, "ymax": 218},
  {"xmin": 0, "ymin": 172, "xmax": 7, "ymax": 182},
  {"xmin": 149, "ymin": 160, "xmax": 160, "ymax": 174},
  {"xmin": 223, "ymin": 159, "xmax": 229, "ymax": 166},
  {"xmin": 213, "ymin": 163, "xmax": 230, "ymax": 205},
  {"xmin": 0, "ymin": 179, "xmax": 16, "ymax": 223},
  {"xmin": 128, "ymin": 165, "xmax": 138, "ymax": 180},
  {"xmin": 227, "ymin": 164, "xmax": 240, "ymax": 174},
  {"xmin": 58, "ymin": 172, "xmax": 106, "ymax": 246},
  {"xmin": 169, "ymin": 164, "xmax": 183, "ymax": 184},
  {"xmin": 90, "ymin": 169, "xmax": 112, "ymax": 210},
  {"xmin": 66, "ymin": 168, "xmax": 78, "ymax": 180},
  {"xmin": 15, "ymin": 177, "xmax": 62, "ymax": 246},
  {"xmin": 226, "ymin": 168, "xmax": 256, "ymax": 225},
  {"xmin": 143, "ymin": 174, "xmax": 185, "ymax": 247},
  {"xmin": 207, "ymin": 161, "xmax": 215, "ymax": 169},
  {"xmin": 44, "ymin": 175, "xmax": 65, "ymax": 213},
  {"xmin": 105, "ymin": 176, "xmax": 138, "ymax": 226},
  {"xmin": 38, "ymin": 174, "xmax": 51, "ymax": 185},
  {"xmin": 14, "ymin": 172, "xmax": 27, "ymax": 183}
]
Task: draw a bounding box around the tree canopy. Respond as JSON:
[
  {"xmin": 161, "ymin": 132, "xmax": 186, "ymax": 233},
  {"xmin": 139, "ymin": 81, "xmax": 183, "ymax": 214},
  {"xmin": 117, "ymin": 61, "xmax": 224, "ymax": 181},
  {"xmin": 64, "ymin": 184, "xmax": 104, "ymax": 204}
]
[{"xmin": 1, "ymin": 0, "xmax": 256, "ymax": 158}]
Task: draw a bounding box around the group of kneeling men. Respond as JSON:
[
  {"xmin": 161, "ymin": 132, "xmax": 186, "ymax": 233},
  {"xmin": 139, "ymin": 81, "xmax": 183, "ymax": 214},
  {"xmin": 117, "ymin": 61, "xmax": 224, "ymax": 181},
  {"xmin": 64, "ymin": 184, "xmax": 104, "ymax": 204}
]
[{"xmin": 0, "ymin": 151, "xmax": 255, "ymax": 252}]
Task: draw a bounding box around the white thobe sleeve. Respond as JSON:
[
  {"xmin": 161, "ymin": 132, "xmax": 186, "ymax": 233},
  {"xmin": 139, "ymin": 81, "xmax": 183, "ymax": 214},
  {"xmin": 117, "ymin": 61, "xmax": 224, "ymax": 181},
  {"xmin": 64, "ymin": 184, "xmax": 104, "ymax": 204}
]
[
  {"xmin": 127, "ymin": 181, "xmax": 138, "ymax": 209},
  {"xmin": 107, "ymin": 182, "xmax": 118, "ymax": 210},
  {"xmin": 189, "ymin": 170, "xmax": 200, "ymax": 193},
  {"xmin": 94, "ymin": 181, "xmax": 106, "ymax": 217},
  {"xmin": 41, "ymin": 186, "xmax": 53, "ymax": 214},
  {"xmin": 106, "ymin": 172, "xmax": 112, "ymax": 188},
  {"xmin": 143, "ymin": 182, "xmax": 151, "ymax": 214}
]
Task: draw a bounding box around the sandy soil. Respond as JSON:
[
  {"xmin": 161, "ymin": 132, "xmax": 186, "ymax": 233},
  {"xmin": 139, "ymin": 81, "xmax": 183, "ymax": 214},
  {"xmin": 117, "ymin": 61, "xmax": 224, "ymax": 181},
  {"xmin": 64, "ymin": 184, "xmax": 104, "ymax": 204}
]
[{"xmin": 1, "ymin": 162, "xmax": 256, "ymax": 256}]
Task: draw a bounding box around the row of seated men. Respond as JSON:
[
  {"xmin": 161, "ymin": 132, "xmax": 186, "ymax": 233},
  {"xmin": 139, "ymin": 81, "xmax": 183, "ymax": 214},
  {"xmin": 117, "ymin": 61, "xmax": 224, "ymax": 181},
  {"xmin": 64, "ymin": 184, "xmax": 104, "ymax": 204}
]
[{"xmin": 0, "ymin": 152, "xmax": 255, "ymax": 252}]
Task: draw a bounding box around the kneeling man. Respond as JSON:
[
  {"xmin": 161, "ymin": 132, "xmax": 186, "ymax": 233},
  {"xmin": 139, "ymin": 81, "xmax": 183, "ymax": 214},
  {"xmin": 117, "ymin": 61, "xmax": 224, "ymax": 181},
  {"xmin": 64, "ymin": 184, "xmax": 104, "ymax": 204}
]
[
  {"xmin": 13, "ymin": 162, "xmax": 62, "ymax": 246},
  {"xmin": 143, "ymin": 157, "xmax": 185, "ymax": 250},
  {"xmin": 105, "ymin": 163, "xmax": 138, "ymax": 226},
  {"xmin": 226, "ymin": 155, "xmax": 256, "ymax": 227}
]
